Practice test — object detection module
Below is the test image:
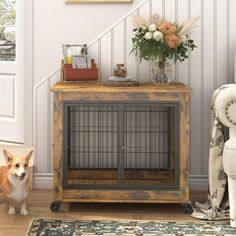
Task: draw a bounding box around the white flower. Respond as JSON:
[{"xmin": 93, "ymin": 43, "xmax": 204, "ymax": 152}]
[
  {"xmin": 148, "ymin": 23, "xmax": 156, "ymax": 32},
  {"xmin": 153, "ymin": 31, "xmax": 163, "ymax": 41},
  {"xmin": 144, "ymin": 32, "xmax": 152, "ymax": 40}
]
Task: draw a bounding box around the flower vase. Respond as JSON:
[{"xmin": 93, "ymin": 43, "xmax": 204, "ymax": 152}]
[{"xmin": 151, "ymin": 60, "xmax": 169, "ymax": 84}]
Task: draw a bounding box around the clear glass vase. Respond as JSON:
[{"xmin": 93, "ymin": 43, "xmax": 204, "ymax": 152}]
[{"xmin": 151, "ymin": 59, "xmax": 169, "ymax": 84}]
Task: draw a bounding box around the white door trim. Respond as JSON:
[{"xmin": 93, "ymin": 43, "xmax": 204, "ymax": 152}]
[
  {"xmin": 0, "ymin": 0, "xmax": 25, "ymax": 143},
  {"xmin": 23, "ymin": 0, "xmax": 33, "ymax": 146}
]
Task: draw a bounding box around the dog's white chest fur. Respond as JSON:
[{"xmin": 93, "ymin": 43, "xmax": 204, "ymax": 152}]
[
  {"xmin": 8, "ymin": 176, "xmax": 28, "ymax": 203},
  {"xmin": 9, "ymin": 184, "xmax": 28, "ymax": 203}
]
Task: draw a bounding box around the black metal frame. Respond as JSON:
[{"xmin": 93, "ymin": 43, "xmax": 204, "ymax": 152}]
[{"xmin": 62, "ymin": 101, "xmax": 180, "ymax": 190}]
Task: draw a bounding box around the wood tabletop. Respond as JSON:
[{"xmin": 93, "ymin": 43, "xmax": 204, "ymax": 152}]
[{"xmin": 51, "ymin": 82, "xmax": 191, "ymax": 93}]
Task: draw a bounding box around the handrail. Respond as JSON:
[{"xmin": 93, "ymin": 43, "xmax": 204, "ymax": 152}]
[{"xmin": 34, "ymin": 68, "xmax": 60, "ymax": 89}]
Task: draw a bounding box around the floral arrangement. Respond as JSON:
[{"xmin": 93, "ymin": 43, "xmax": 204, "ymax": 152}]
[{"xmin": 130, "ymin": 13, "xmax": 199, "ymax": 63}]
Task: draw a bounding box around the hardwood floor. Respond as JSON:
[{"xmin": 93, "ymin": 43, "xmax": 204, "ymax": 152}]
[{"xmin": 0, "ymin": 190, "xmax": 206, "ymax": 236}]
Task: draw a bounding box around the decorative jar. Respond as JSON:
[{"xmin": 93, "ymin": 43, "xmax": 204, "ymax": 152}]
[{"xmin": 113, "ymin": 64, "xmax": 127, "ymax": 78}]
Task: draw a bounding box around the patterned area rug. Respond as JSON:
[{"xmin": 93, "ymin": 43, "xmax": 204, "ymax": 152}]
[{"xmin": 26, "ymin": 219, "xmax": 236, "ymax": 236}]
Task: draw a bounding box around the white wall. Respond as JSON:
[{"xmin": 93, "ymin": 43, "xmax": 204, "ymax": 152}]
[
  {"xmin": 33, "ymin": 0, "xmax": 236, "ymax": 190},
  {"xmin": 33, "ymin": 0, "xmax": 142, "ymax": 85}
]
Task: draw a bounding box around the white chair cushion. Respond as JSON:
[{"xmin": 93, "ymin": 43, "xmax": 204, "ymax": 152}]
[
  {"xmin": 224, "ymin": 138, "xmax": 236, "ymax": 149},
  {"xmin": 223, "ymin": 138, "xmax": 236, "ymax": 175}
]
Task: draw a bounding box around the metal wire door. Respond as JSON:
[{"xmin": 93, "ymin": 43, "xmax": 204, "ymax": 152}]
[{"xmin": 62, "ymin": 102, "xmax": 179, "ymax": 190}]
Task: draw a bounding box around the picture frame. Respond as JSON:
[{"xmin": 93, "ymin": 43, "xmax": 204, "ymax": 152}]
[{"xmin": 65, "ymin": 0, "xmax": 131, "ymax": 2}]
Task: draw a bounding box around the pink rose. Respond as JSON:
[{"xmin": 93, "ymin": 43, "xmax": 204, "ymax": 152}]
[
  {"xmin": 165, "ymin": 34, "xmax": 183, "ymax": 48},
  {"xmin": 159, "ymin": 21, "xmax": 177, "ymax": 34}
]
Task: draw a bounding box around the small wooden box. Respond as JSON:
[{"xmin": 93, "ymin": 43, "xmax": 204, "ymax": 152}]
[{"xmin": 62, "ymin": 61, "xmax": 99, "ymax": 81}]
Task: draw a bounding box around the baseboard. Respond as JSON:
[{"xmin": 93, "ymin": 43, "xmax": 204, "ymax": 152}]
[
  {"xmin": 33, "ymin": 173, "xmax": 53, "ymax": 189},
  {"xmin": 33, "ymin": 173, "xmax": 208, "ymax": 191},
  {"xmin": 189, "ymin": 175, "xmax": 208, "ymax": 191}
]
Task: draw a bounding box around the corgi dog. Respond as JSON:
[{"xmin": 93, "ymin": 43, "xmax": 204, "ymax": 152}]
[{"xmin": 0, "ymin": 149, "xmax": 33, "ymax": 215}]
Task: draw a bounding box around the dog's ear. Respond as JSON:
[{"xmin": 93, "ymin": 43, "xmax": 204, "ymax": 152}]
[
  {"xmin": 3, "ymin": 150, "xmax": 14, "ymax": 166},
  {"xmin": 26, "ymin": 150, "xmax": 33, "ymax": 162}
]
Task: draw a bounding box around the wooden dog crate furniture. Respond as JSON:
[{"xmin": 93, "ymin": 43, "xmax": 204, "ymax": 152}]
[{"xmin": 50, "ymin": 82, "xmax": 191, "ymax": 211}]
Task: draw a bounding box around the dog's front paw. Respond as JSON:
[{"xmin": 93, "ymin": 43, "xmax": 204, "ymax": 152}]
[
  {"xmin": 20, "ymin": 208, "xmax": 28, "ymax": 216},
  {"xmin": 8, "ymin": 207, "xmax": 16, "ymax": 215}
]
